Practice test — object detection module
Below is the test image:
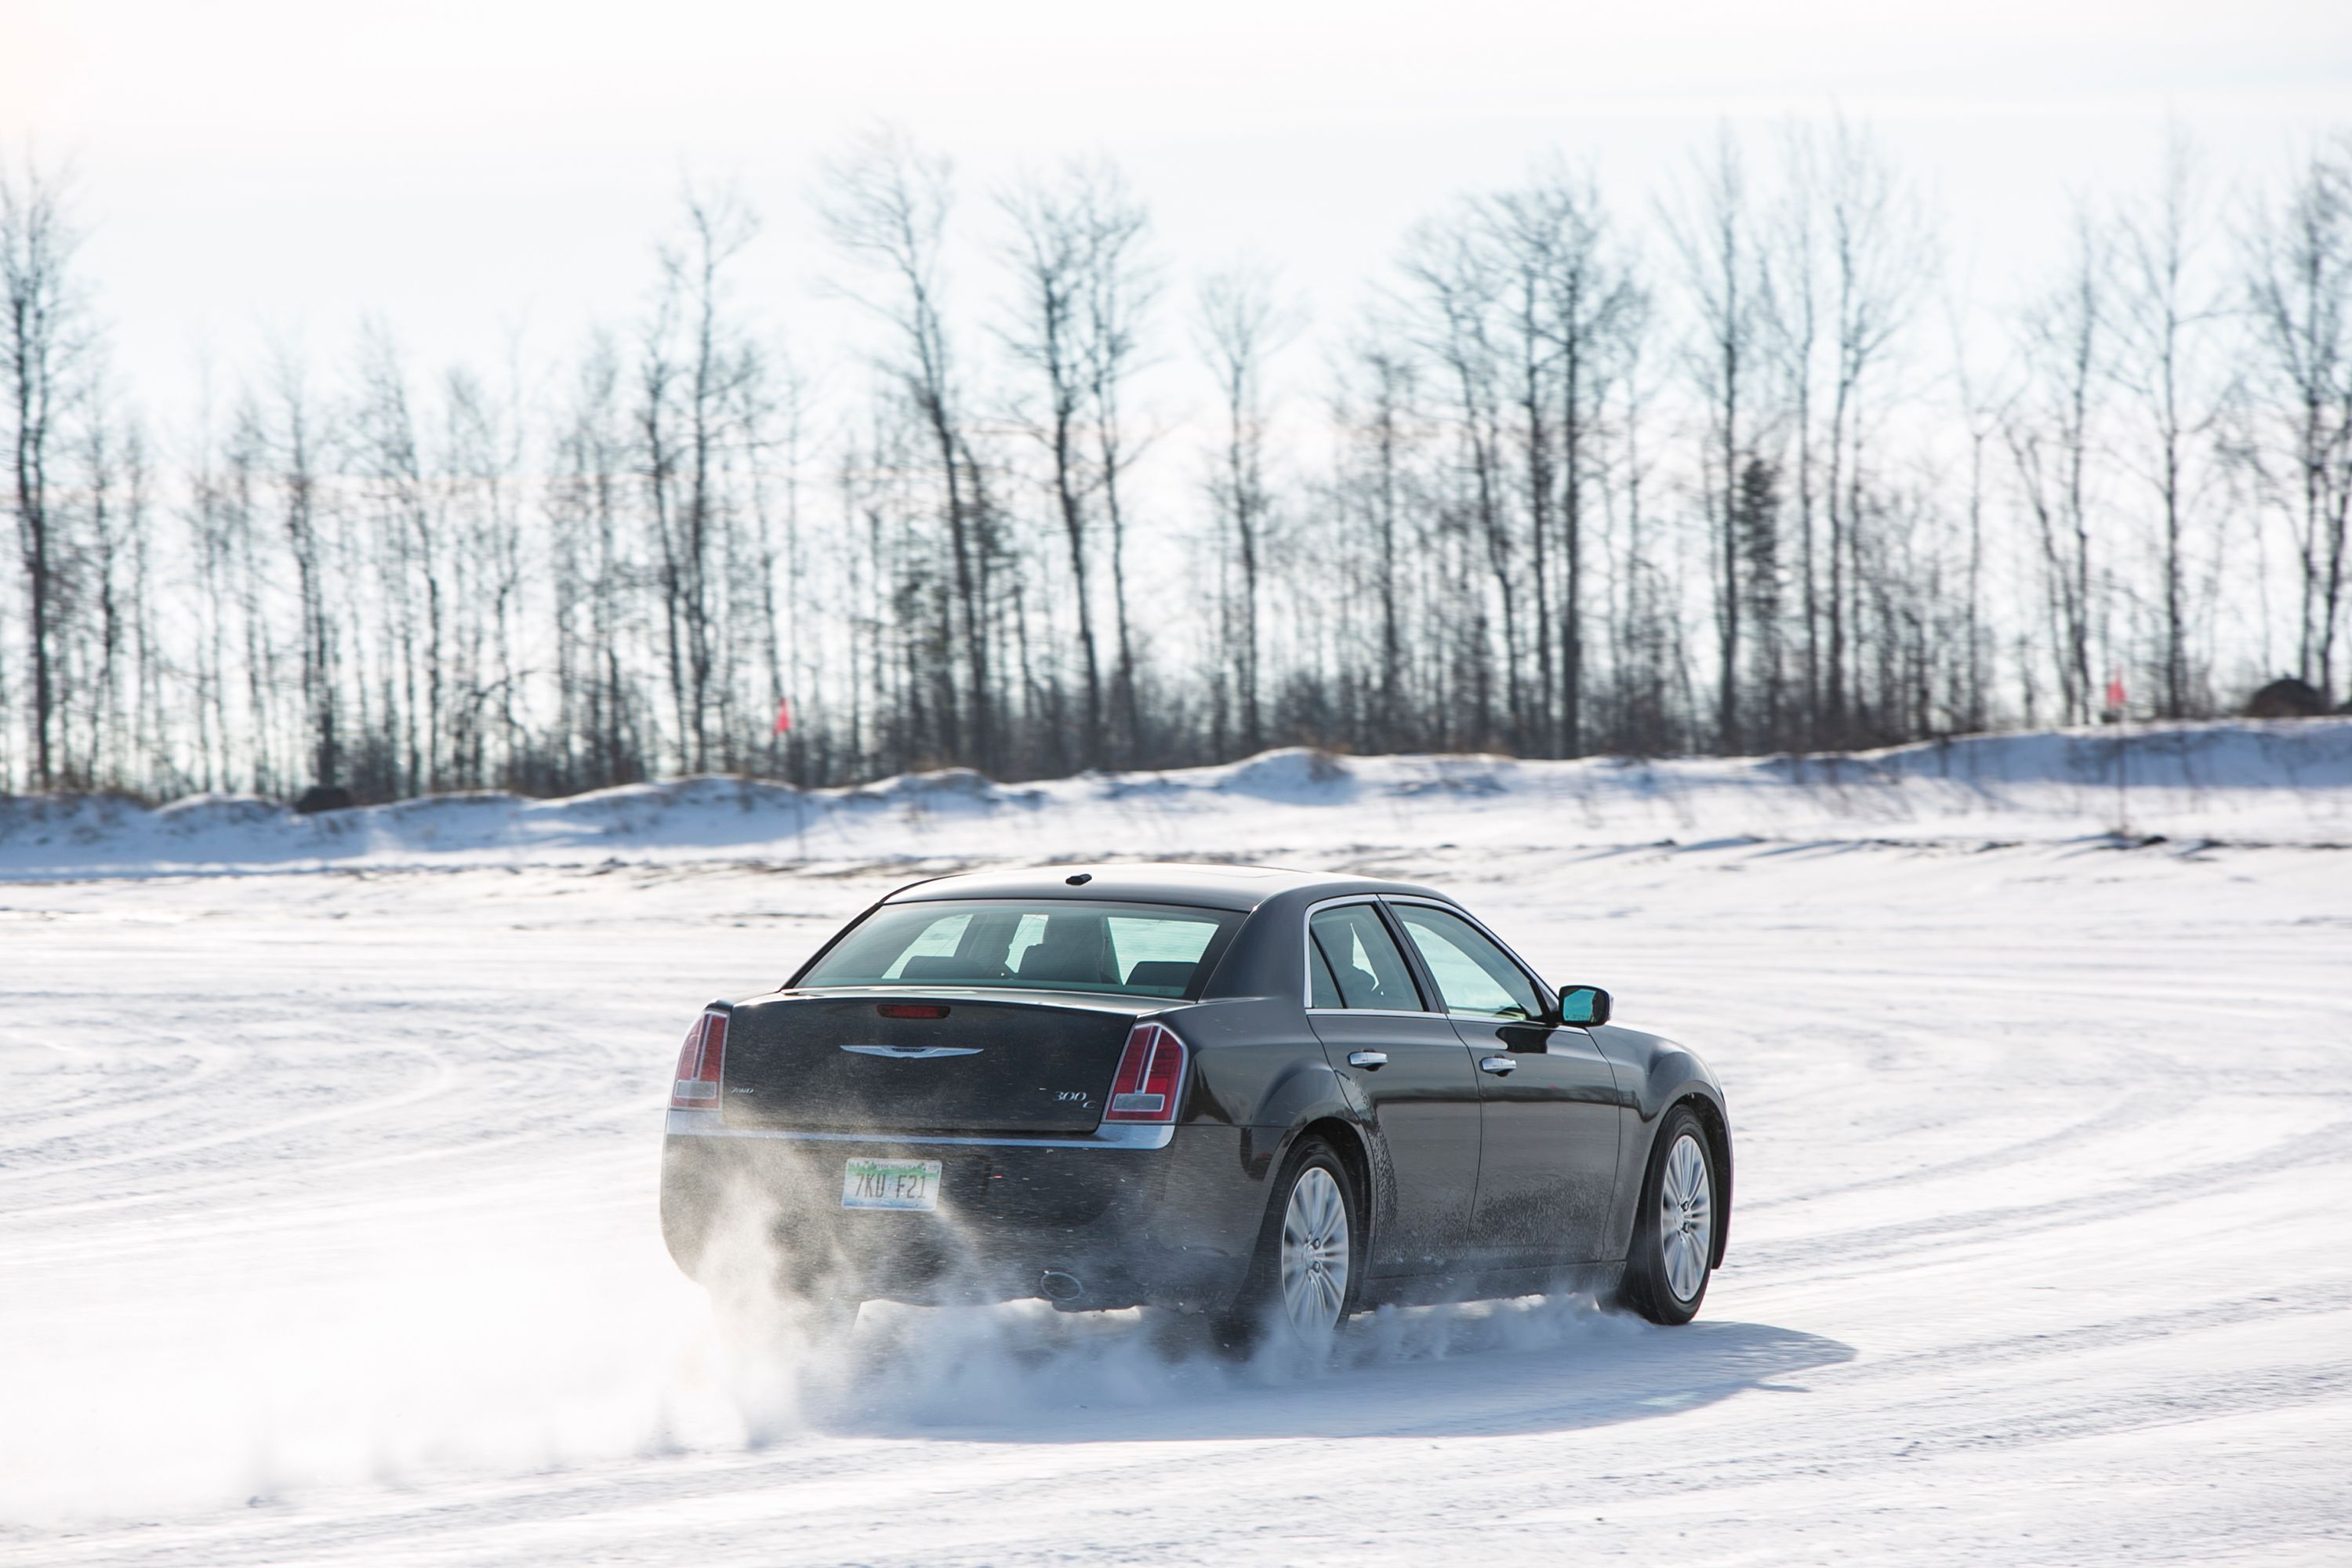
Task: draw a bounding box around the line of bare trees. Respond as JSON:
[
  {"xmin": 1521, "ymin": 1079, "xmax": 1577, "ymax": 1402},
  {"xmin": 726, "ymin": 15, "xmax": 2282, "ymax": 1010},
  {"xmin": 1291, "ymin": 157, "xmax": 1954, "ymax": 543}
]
[{"xmin": 5, "ymin": 123, "xmax": 2350, "ymax": 804}]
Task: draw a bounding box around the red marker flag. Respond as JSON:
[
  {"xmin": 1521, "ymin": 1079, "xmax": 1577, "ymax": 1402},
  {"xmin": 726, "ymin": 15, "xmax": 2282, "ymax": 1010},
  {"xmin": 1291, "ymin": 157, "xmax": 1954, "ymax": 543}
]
[
  {"xmin": 772, "ymin": 697, "xmax": 793, "ymax": 735},
  {"xmin": 2104, "ymin": 671, "xmax": 2127, "ymax": 713}
]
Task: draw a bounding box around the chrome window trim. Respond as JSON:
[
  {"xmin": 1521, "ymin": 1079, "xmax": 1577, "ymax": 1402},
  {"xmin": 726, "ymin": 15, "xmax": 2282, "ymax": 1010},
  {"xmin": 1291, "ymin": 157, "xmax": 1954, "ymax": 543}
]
[
  {"xmin": 1300, "ymin": 895, "xmax": 1439, "ymax": 1015},
  {"xmin": 665, "ymin": 1108, "xmax": 1175, "ymax": 1149},
  {"xmin": 771, "ymin": 985, "xmax": 1171, "ymax": 1016},
  {"xmin": 1301, "ymin": 1007, "xmax": 1439, "ymax": 1019},
  {"xmin": 1379, "ymin": 895, "xmax": 1560, "ymax": 1023}
]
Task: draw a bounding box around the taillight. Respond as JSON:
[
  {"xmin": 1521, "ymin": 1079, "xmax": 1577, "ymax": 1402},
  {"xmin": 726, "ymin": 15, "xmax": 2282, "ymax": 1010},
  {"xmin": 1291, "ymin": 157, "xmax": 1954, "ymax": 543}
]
[
  {"xmin": 1103, "ymin": 1022, "xmax": 1185, "ymax": 1123},
  {"xmin": 670, "ymin": 1009, "xmax": 728, "ymax": 1110}
]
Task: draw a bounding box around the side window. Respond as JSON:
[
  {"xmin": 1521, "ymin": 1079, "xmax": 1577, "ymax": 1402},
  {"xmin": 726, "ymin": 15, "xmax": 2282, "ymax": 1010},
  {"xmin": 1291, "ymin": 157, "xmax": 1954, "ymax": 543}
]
[
  {"xmin": 1308, "ymin": 904, "xmax": 1425, "ymax": 1011},
  {"xmin": 1392, "ymin": 904, "xmax": 1545, "ymax": 1021},
  {"xmin": 1308, "ymin": 942, "xmax": 1345, "ymax": 1009}
]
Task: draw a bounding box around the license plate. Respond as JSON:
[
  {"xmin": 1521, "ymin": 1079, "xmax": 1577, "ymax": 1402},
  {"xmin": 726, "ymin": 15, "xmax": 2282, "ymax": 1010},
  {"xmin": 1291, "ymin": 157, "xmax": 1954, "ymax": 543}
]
[{"xmin": 840, "ymin": 1157, "xmax": 943, "ymax": 1210}]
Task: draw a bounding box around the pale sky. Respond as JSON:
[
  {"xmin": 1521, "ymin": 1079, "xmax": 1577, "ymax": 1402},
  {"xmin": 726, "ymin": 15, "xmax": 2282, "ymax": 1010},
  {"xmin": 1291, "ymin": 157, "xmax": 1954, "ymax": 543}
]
[{"xmin": 5, "ymin": 0, "xmax": 2350, "ymax": 433}]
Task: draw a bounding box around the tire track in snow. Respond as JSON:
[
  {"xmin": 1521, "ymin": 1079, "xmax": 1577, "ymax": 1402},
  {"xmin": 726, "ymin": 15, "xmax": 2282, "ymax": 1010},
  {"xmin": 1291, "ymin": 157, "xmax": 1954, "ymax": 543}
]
[{"xmin": 2, "ymin": 844, "xmax": 2346, "ymax": 1563}]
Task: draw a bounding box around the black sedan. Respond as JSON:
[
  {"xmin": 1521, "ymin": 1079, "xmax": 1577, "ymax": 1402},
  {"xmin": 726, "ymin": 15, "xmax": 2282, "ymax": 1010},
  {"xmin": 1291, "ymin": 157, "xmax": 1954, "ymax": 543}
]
[{"xmin": 659, "ymin": 864, "xmax": 1730, "ymax": 1345}]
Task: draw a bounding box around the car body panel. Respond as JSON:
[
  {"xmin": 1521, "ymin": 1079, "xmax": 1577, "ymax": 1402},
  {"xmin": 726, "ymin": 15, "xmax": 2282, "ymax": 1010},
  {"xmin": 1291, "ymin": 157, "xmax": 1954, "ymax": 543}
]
[
  {"xmin": 720, "ymin": 993, "xmax": 1138, "ymax": 1134},
  {"xmin": 1453, "ymin": 1017, "xmax": 1624, "ymax": 1265},
  {"xmin": 1588, "ymin": 1022, "xmax": 1733, "ymax": 1266},
  {"xmin": 661, "ymin": 1117, "xmax": 1258, "ymax": 1310},
  {"xmin": 1307, "ymin": 1007, "xmax": 1482, "ymax": 1275}
]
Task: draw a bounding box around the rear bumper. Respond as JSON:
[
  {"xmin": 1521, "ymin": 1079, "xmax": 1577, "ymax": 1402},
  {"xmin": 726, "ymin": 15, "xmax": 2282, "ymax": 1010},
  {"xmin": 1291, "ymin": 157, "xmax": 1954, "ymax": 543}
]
[{"xmin": 659, "ymin": 1110, "xmax": 1269, "ymax": 1312}]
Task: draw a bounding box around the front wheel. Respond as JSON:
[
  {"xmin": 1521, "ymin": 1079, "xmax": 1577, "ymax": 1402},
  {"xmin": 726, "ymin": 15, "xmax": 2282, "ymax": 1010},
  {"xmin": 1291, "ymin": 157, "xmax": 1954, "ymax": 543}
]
[{"xmin": 1618, "ymin": 1105, "xmax": 1717, "ymax": 1325}]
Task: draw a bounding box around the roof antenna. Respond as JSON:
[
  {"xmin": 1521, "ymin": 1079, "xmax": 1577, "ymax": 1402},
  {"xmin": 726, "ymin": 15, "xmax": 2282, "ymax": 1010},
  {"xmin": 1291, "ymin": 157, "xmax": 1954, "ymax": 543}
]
[{"xmin": 1065, "ymin": 872, "xmax": 1093, "ymax": 885}]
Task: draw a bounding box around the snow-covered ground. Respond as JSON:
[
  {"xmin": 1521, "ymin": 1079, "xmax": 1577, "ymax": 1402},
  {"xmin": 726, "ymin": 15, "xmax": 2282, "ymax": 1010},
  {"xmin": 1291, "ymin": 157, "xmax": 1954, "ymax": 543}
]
[{"xmin": 3, "ymin": 723, "xmax": 2348, "ymax": 1564}]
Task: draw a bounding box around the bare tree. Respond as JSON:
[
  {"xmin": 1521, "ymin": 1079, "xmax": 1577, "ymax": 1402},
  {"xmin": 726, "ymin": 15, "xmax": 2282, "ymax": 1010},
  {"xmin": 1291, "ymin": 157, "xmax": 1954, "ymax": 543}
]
[
  {"xmin": 2244, "ymin": 138, "xmax": 2352, "ymax": 702},
  {"xmin": 641, "ymin": 184, "xmax": 760, "ymax": 773},
  {"xmin": 269, "ymin": 347, "xmax": 337, "ymax": 790},
  {"xmin": 1944, "ymin": 286, "xmax": 2001, "ymax": 733},
  {"xmin": 1523, "ymin": 167, "xmax": 1637, "ymax": 755},
  {"xmin": 547, "ymin": 329, "xmax": 644, "ymax": 790},
  {"xmin": 2, "ymin": 156, "xmax": 89, "ymax": 789},
  {"xmin": 1336, "ymin": 332, "xmax": 1421, "ymax": 742},
  {"xmin": 1666, "ymin": 129, "xmax": 1760, "ymax": 753},
  {"xmin": 741, "ymin": 347, "xmax": 808, "ymax": 781},
  {"xmin": 441, "ymin": 362, "xmax": 525, "ymax": 783},
  {"xmin": 1196, "ymin": 260, "xmax": 1298, "ymax": 755},
  {"xmin": 1072, "ymin": 165, "xmax": 1159, "ymax": 762},
  {"xmin": 820, "ymin": 127, "xmax": 992, "ymax": 769},
  {"xmin": 1400, "ymin": 217, "xmax": 1518, "ymax": 746},
  {"xmin": 1764, "ymin": 126, "xmax": 1829, "ymax": 737},
  {"xmin": 2111, "ymin": 129, "xmax": 2226, "ymax": 717},
  {"xmin": 73, "ymin": 383, "xmax": 126, "ymax": 782},
  {"xmin": 1817, "ymin": 121, "xmax": 1932, "ymax": 742},
  {"xmin": 1000, "ymin": 169, "xmax": 1109, "ymax": 764},
  {"xmin": 2008, "ymin": 214, "xmax": 2104, "ymax": 724},
  {"xmin": 223, "ymin": 394, "xmax": 281, "ymax": 791},
  {"xmin": 1488, "ymin": 189, "xmax": 1563, "ymax": 746},
  {"xmin": 350, "ymin": 326, "xmax": 443, "ymax": 792}
]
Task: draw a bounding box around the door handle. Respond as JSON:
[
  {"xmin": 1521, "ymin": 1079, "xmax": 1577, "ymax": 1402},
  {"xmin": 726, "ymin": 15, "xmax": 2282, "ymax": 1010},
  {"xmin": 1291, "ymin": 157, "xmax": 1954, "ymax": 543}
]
[
  {"xmin": 1347, "ymin": 1051, "xmax": 1388, "ymax": 1070},
  {"xmin": 1479, "ymin": 1055, "xmax": 1517, "ymax": 1076}
]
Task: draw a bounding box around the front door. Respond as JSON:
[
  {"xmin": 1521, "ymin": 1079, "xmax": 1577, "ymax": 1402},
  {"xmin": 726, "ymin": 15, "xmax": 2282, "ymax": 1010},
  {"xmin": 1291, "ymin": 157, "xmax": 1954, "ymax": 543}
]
[
  {"xmin": 1302, "ymin": 900, "xmax": 1482, "ymax": 1278},
  {"xmin": 1388, "ymin": 901, "xmax": 1623, "ymax": 1268}
]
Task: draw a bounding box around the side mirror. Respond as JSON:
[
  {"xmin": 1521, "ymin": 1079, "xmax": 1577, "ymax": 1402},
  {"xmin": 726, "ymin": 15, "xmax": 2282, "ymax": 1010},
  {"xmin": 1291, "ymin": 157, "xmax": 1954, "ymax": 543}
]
[{"xmin": 1557, "ymin": 985, "xmax": 1612, "ymax": 1027}]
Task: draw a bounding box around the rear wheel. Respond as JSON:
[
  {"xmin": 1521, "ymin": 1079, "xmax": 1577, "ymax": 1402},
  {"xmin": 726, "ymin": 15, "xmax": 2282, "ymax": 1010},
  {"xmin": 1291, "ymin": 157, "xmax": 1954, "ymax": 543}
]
[
  {"xmin": 769, "ymin": 1249, "xmax": 863, "ymax": 1345},
  {"xmin": 703, "ymin": 1271, "xmax": 861, "ymax": 1368},
  {"xmin": 1216, "ymin": 1135, "xmax": 1359, "ymax": 1353},
  {"xmin": 1618, "ymin": 1105, "xmax": 1716, "ymax": 1326},
  {"xmin": 794, "ymin": 1293, "xmax": 861, "ymax": 1347}
]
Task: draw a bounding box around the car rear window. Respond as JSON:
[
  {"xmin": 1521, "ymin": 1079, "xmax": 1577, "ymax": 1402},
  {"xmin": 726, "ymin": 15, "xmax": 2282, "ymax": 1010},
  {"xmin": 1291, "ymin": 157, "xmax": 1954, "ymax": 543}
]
[{"xmin": 797, "ymin": 899, "xmax": 1242, "ymax": 999}]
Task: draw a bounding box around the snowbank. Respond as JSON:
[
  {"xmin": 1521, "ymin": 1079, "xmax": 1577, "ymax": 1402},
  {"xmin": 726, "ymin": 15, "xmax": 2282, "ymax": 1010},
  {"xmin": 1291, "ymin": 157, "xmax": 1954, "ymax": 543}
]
[{"xmin": 4, "ymin": 718, "xmax": 2350, "ymax": 877}]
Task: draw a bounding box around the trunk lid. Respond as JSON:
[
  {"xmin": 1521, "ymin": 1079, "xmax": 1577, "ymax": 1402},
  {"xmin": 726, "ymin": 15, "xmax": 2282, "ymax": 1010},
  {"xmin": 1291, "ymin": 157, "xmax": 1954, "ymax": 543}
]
[{"xmin": 719, "ymin": 992, "xmax": 1145, "ymax": 1134}]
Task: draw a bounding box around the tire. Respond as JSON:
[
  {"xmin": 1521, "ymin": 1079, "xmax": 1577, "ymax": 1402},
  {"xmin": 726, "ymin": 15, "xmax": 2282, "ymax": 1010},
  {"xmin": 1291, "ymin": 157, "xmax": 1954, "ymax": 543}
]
[
  {"xmin": 1617, "ymin": 1105, "xmax": 1718, "ymax": 1326},
  {"xmin": 1214, "ymin": 1135, "xmax": 1361, "ymax": 1355},
  {"xmin": 769, "ymin": 1250, "xmax": 862, "ymax": 1344},
  {"xmin": 793, "ymin": 1292, "xmax": 861, "ymax": 1346},
  {"xmin": 703, "ymin": 1265, "xmax": 861, "ymax": 1363}
]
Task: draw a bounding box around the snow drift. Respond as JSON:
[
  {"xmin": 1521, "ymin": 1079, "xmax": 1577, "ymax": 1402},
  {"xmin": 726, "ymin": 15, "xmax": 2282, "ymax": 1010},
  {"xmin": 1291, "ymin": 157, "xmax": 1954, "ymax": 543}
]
[{"xmin": 4, "ymin": 718, "xmax": 2350, "ymax": 877}]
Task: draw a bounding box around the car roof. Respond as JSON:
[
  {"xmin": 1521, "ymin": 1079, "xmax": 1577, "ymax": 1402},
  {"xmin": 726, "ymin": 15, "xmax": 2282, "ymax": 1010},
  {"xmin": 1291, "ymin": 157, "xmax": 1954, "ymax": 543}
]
[{"xmin": 880, "ymin": 862, "xmax": 1448, "ymax": 913}]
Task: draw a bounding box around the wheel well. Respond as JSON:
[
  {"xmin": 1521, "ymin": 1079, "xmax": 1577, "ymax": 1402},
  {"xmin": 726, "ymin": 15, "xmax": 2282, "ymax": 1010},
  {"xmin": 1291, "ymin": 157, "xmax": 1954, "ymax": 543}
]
[
  {"xmin": 1297, "ymin": 1115, "xmax": 1373, "ymax": 1237},
  {"xmin": 1671, "ymin": 1092, "xmax": 1733, "ymax": 1268}
]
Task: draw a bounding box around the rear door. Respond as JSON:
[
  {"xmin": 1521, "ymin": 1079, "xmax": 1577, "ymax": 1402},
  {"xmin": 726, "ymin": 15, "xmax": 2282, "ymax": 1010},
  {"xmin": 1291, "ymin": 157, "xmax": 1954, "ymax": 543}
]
[
  {"xmin": 1302, "ymin": 899, "xmax": 1483, "ymax": 1279},
  {"xmin": 1388, "ymin": 900, "xmax": 1622, "ymax": 1268}
]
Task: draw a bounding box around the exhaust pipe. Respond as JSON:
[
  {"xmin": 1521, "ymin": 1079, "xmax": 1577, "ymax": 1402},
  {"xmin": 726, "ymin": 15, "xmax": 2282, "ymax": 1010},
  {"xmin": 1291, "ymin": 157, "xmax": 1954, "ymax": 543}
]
[{"xmin": 1038, "ymin": 1269, "xmax": 1084, "ymax": 1303}]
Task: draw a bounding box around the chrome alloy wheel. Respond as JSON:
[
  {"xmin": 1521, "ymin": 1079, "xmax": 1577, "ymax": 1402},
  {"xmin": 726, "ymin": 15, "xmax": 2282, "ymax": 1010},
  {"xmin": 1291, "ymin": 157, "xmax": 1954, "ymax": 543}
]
[
  {"xmin": 1659, "ymin": 1131, "xmax": 1713, "ymax": 1302},
  {"xmin": 1278, "ymin": 1165, "xmax": 1351, "ymax": 1337}
]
